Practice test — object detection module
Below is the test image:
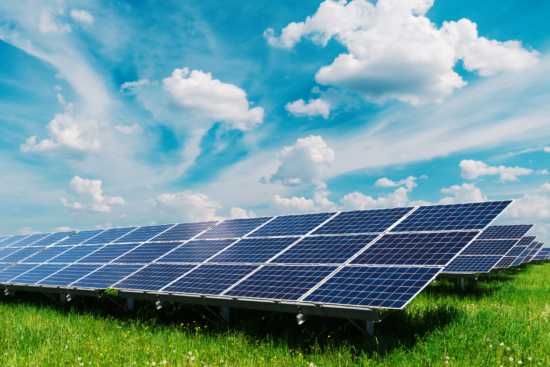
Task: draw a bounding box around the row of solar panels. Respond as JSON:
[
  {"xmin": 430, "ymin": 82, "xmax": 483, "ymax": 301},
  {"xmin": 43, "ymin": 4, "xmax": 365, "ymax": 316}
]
[{"xmin": 0, "ymin": 200, "xmax": 547, "ymax": 311}]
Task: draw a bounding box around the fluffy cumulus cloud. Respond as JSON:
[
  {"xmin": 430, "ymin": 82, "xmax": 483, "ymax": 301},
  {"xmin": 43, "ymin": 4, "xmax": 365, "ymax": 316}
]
[
  {"xmin": 230, "ymin": 207, "xmax": 257, "ymax": 219},
  {"xmin": 504, "ymin": 183, "xmax": 550, "ymax": 220},
  {"xmin": 120, "ymin": 79, "xmax": 150, "ymax": 95},
  {"xmin": 285, "ymin": 98, "xmax": 331, "ymax": 118},
  {"xmin": 266, "ymin": 0, "xmax": 539, "ymax": 106},
  {"xmin": 459, "ymin": 159, "xmax": 533, "ymax": 182},
  {"xmin": 544, "ymin": 147, "xmax": 550, "ymax": 153},
  {"xmin": 152, "ymin": 191, "xmax": 223, "ymax": 222},
  {"xmin": 70, "ymin": 9, "xmax": 94, "ymax": 25},
  {"xmin": 39, "ymin": 6, "xmax": 71, "ymax": 35},
  {"xmin": 262, "ymin": 136, "xmax": 335, "ymax": 185},
  {"xmin": 115, "ymin": 124, "xmax": 143, "ymax": 135},
  {"xmin": 375, "ymin": 176, "xmax": 418, "ymax": 191},
  {"xmin": 272, "ymin": 185, "xmax": 337, "ymax": 214},
  {"xmin": 439, "ymin": 183, "xmax": 486, "ymax": 204},
  {"xmin": 60, "ymin": 176, "xmax": 125, "ymax": 213},
  {"xmin": 163, "ymin": 68, "xmax": 264, "ymax": 130},
  {"xmin": 340, "ymin": 187, "xmax": 409, "ymax": 210}
]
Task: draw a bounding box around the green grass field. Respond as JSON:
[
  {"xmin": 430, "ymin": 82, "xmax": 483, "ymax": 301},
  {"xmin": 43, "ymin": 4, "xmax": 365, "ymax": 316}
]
[{"xmin": 0, "ymin": 262, "xmax": 549, "ymax": 366}]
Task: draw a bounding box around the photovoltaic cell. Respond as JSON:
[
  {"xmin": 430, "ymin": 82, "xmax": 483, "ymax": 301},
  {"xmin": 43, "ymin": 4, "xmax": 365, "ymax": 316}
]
[
  {"xmin": 534, "ymin": 249, "xmax": 550, "ymax": 261},
  {"xmin": 76, "ymin": 244, "xmax": 138, "ymax": 263},
  {"xmin": 13, "ymin": 233, "xmax": 51, "ymax": 246},
  {"xmin": 81, "ymin": 227, "xmax": 137, "ymax": 245},
  {"xmin": 115, "ymin": 264, "xmax": 197, "ymax": 291},
  {"xmin": 38, "ymin": 264, "xmax": 102, "ymax": 286},
  {"xmin": 390, "ymin": 201, "xmax": 512, "ymax": 232},
  {"xmin": 271, "ymin": 235, "xmax": 378, "ymax": 264},
  {"xmin": 477, "ymin": 225, "xmax": 533, "ymax": 239},
  {"xmin": 460, "ymin": 239, "xmax": 518, "ymax": 256},
  {"xmin": 506, "ymin": 246, "xmax": 527, "ymax": 256},
  {"xmin": 31, "ymin": 231, "xmax": 74, "ymax": 247},
  {"xmin": 0, "ymin": 248, "xmax": 21, "ymax": 259},
  {"xmin": 0, "ymin": 236, "xmax": 11, "ymax": 244},
  {"xmin": 47, "ymin": 245, "xmax": 104, "ymax": 263},
  {"xmin": 207, "ymin": 238, "xmax": 297, "ymax": 263},
  {"xmin": 515, "ymin": 236, "xmax": 536, "ymax": 247},
  {"xmin": 0, "ymin": 264, "xmax": 13, "ymax": 272},
  {"xmin": 113, "ymin": 224, "xmax": 174, "ymax": 243},
  {"xmin": 153, "ymin": 222, "xmax": 218, "ymax": 242},
  {"xmin": 115, "ymin": 242, "xmax": 184, "ymax": 264},
  {"xmin": 157, "ymin": 240, "xmax": 235, "ymax": 263},
  {"xmin": 251, "ymin": 212, "xmax": 335, "ymax": 237},
  {"xmin": 225, "ymin": 265, "xmax": 337, "ymax": 301},
  {"xmin": 71, "ymin": 265, "xmax": 144, "ymax": 289},
  {"xmin": 9, "ymin": 264, "xmax": 67, "ymax": 284},
  {"xmin": 1, "ymin": 235, "xmax": 30, "ymax": 247},
  {"xmin": 0, "ymin": 264, "xmax": 37, "ymax": 282},
  {"xmin": 494, "ymin": 256, "xmax": 517, "ymax": 268},
  {"xmin": 443, "ymin": 255, "xmax": 501, "ymax": 273},
  {"xmin": 312, "ymin": 207, "xmax": 413, "ymax": 235},
  {"xmin": 350, "ymin": 231, "xmax": 477, "ymax": 266},
  {"xmin": 164, "ymin": 264, "xmax": 258, "ymax": 295},
  {"xmin": 56, "ymin": 230, "xmax": 104, "ymax": 246},
  {"xmin": 0, "ymin": 247, "xmax": 44, "ymax": 263},
  {"xmin": 511, "ymin": 253, "xmax": 530, "ymax": 266},
  {"xmin": 21, "ymin": 246, "xmax": 74, "ymax": 263},
  {"xmin": 303, "ymin": 266, "xmax": 441, "ymax": 309},
  {"xmin": 197, "ymin": 217, "xmax": 272, "ymax": 239}
]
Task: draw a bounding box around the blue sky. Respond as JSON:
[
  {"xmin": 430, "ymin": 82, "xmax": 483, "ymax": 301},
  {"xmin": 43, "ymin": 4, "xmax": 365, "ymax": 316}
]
[{"xmin": 0, "ymin": 0, "xmax": 549, "ymax": 245}]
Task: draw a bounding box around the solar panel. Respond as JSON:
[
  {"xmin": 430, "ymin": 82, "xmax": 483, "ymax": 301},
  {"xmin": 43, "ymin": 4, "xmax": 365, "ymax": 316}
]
[
  {"xmin": 494, "ymin": 256, "xmax": 517, "ymax": 268},
  {"xmin": 113, "ymin": 224, "xmax": 175, "ymax": 243},
  {"xmin": 506, "ymin": 246, "xmax": 528, "ymax": 256},
  {"xmin": 31, "ymin": 231, "xmax": 74, "ymax": 247},
  {"xmin": 81, "ymin": 227, "xmax": 137, "ymax": 245},
  {"xmin": 390, "ymin": 201, "xmax": 512, "ymax": 232},
  {"xmin": 70, "ymin": 265, "xmax": 144, "ymax": 289},
  {"xmin": 271, "ymin": 235, "xmax": 378, "ymax": 264},
  {"xmin": 350, "ymin": 231, "xmax": 477, "ymax": 266},
  {"xmin": 156, "ymin": 240, "xmax": 235, "ymax": 263},
  {"xmin": 477, "ymin": 225, "xmax": 533, "ymax": 239},
  {"xmin": 56, "ymin": 230, "xmax": 104, "ymax": 246},
  {"xmin": 534, "ymin": 248, "xmax": 550, "ymax": 260},
  {"xmin": 0, "ymin": 248, "xmax": 21, "ymax": 259},
  {"xmin": 0, "ymin": 247, "xmax": 44, "ymax": 263},
  {"xmin": 0, "ymin": 236, "xmax": 12, "ymax": 244},
  {"xmin": 511, "ymin": 253, "xmax": 530, "ymax": 266},
  {"xmin": 13, "ymin": 233, "xmax": 51, "ymax": 246},
  {"xmin": 153, "ymin": 222, "xmax": 218, "ymax": 242},
  {"xmin": 37, "ymin": 264, "xmax": 101, "ymax": 286},
  {"xmin": 460, "ymin": 239, "xmax": 518, "ymax": 256},
  {"xmin": 207, "ymin": 238, "xmax": 298, "ymax": 263},
  {"xmin": 0, "ymin": 264, "xmax": 37, "ymax": 282},
  {"xmin": 224, "ymin": 265, "xmax": 337, "ymax": 301},
  {"xmin": 0, "ymin": 264, "xmax": 13, "ymax": 272},
  {"xmin": 515, "ymin": 236, "xmax": 536, "ymax": 247},
  {"xmin": 251, "ymin": 213, "xmax": 335, "ymax": 237},
  {"xmin": 47, "ymin": 245, "xmax": 104, "ymax": 263},
  {"xmin": 443, "ymin": 255, "xmax": 501, "ymax": 273},
  {"xmin": 115, "ymin": 242, "xmax": 184, "ymax": 264},
  {"xmin": 115, "ymin": 264, "xmax": 197, "ymax": 291},
  {"xmin": 21, "ymin": 246, "xmax": 74, "ymax": 263},
  {"xmin": 313, "ymin": 207, "xmax": 412, "ymax": 235},
  {"xmin": 164, "ymin": 264, "xmax": 258, "ymax": 295},
  {"xmin": 76, "ymin": 244, "xmax": 139, "ymax": 263},
  {"xmin": 197, "ymin": 217, "xmax": 272, "ymax": 239},
  {"xmin": 9, "ymin": 264, "xmax": 67, "ymax": 284},
  {"xmin": 1, "ymin": 235, "xmax": 30, "ymax": 247},
  {"xmin": 303, "ymin": 266, "xmax": 441, "ymax": 309}
]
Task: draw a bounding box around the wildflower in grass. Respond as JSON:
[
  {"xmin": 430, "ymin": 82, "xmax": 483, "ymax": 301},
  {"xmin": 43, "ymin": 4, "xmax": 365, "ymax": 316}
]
[
  {"xmin": 507, "ymin": 347, "xmax": 511, "ymax": 351},
  {"xmin": 173, "ymin": 350, "xmax": 176, "ymax": 353},
  {"xmin": 310, "ymin": 363, "xmax": 314, "ymax": 367},
  {"xmin": 518, "ymin": 362, "xmax": 522, "ymax": 365},
  {"xmin": 490, "ymin": 345, "xmax": 493, "ymax": 348},
  {"xmin": 152, "ymin": 362, "xmax": 156, "ymax": 366},
  {"xmin": 80, "ymin": 364, "xmax": 83, "ymax": 366},
  {"xmin": 510, "ymin": 358, "xmax": 514, "ymax": 361},
  {"xmin": 65, "ymin": 346, "xmax": 68, "ymax": 349},
  {"xmin": 220, "ymin": 360, "xmax": 224, "ymax": 363},
  {"xmin": 528, "ymin": 357, "xmax": 532, "ymax": 361},
  {"xmin": 500, "ymin": 343, "xmax": 504, "ymax": 346},
  {"xmin": 78, "ymin": 357, "xmax": 81, "ymax": 361},
  {"xmin": 446, "ymin": 357, "xmax": 449, "ymax": 360},
  {"xmin": 189, "ymin": 352, "xmax": 192, "ymax": 355}
]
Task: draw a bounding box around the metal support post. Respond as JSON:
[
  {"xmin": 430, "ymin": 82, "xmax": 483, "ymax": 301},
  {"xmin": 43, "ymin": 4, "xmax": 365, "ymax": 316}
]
[
  {"xmin": 127, "ymin": 298, "xmax": 134, "ymax": 312},
  {"xmin": 155, "ymin": 301, "xmax": 166, "ymax": 310},
  {"xmin": 347, "ymin": 318, "xmax": 373, "ymax": 339},
  {"xmin": 296, "ymin": 312, "xmax": 312, "ymax": 325},
  {"xmin": 60, "ymin": 294, "xmax": 67, "ymax": 304},
  {"xmin": 222, "ymin": 307, "xmax": 230, "ymax": 323},
  {"xmin": 460, "ymin": 278, "xmax": 465, "ymax": 291},
  {"xmin": 488, "ymin": 272, "xmax": 492, "ymax": 281},
  {"xmin": 365, "ymin": 320, "xmax": 374, "ymax": 336}
]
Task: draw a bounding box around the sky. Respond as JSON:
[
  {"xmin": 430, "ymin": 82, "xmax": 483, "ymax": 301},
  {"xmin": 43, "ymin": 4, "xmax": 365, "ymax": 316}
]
[{"xmin": 0, "ymin": 0, "xmax": 549, "ymax": 245}]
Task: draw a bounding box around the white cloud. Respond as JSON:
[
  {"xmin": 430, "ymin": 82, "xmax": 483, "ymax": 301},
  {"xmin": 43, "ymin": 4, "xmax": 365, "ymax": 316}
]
[
  {"xmin": 375, "ymin": 176, "xmax": 417, "ymax": 191},
  {"xmin": 163, "ymin": 68, "xmax": 264, "ymax": 130},
  {"xmin": 340, "ymin": 187, "xmax": 409, "ymax": 210},
  {"xmin": 266, "ymin": 0, "xmax": 539, "ymax": 106},
  {"xmin": 544, "ymin": 147, "xmax": 550, "ymax": 153},
  {"xmin": 53, "ymin": 226, "xmax": 73, "ymax": 232},
  {"xmin": 230, "ymin": 207, "xmax": 257, "ymax": 219},
  {"xmin": 459, "ymin": 159, "xmax": 533, "ymax": 182},
  {"xmin": 39, "ymin": 6, "xmax": 71, "ymax": 34},
  {"xmin": 115, "ymin": 124, "xmax": 143, "ymax": 135},
  {"xmin": 153, "ymin": 190, "xmax": 223, "ymax": 222},
  {"xmin": 18, "ymin": 227, "xmax": 34, "ymax": 235},
  {"xmin": 54, "ymin": 85, "xmax": 62, "ymax": 91},
  {"xmin": 95, "ymin": 222, "xmax": 112, "ymax": 230},
  {"xmin": 120, "ymin": 79, "xmax": 150, "ymax": 95},
  {"xmin": 70, "ymin": 9, "xmax": 94, "ymax": 25},
  {"xmin": 262, "ymin": 135, "xmax": 335, "ymax": 186},
  {"xmin": 285, "ymin": 98, "xmax": 331, "ymax": 118},
  {"xmin": 504, "ymin": 183, "xmax": 550, "ymax": 220},
  {"xmin": 272, "ymin": 186, "xmax": 337, "ymax": 214},
  {"xmin": 60, "ymin": 176, "xmax": 125, "ymax": 213},
  {"xmin": 537, "ymin": 169, "xmax": 549, "ymax": 175},
  {"xmin": 439, "ymin": 183, "xmax": 486, "ymax": 204}
]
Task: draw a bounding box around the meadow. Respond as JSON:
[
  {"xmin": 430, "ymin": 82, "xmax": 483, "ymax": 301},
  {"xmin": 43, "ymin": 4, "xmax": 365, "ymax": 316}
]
[{"xmin": 0, "ymin": 262, "xmax": 548, "ymax": 366}]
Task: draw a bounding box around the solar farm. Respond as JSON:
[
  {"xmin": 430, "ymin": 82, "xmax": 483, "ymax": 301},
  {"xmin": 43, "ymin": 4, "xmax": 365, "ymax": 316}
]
[{"xmin": 0, "ymin": 200, "xmax": 549, "ymax": 366}]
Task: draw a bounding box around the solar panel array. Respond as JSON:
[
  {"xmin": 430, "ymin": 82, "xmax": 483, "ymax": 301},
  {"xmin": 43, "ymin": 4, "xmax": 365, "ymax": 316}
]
[
  {"xmin": 0, "ymin": 200, "xmax": 519, "ymax": 312},
  {"xmin": 508, "ymin": 237, "xmax": 538, "ymax": 266},
  {"xmin": 533, "ymin": 248, "xmax": 550, "ymax": 261},
  {"xmin": 488, "ymin": 235, "xmax": 536, "ymax": 269}
]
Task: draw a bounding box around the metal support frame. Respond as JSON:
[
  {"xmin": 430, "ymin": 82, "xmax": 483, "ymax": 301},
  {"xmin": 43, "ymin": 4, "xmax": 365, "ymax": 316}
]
[
  {"xmin": 4, "ymin": 289, "xmax": 15, "ymax": 297},
  {"xmin": 98, "ymin": 291, "xmax": 127, "ymax": 312},
  {"xmin": 42, "ymin": 292, "xmax": 60, "ymax": 304},
  {"xmin": 222, "ymin": 307, "xmax": 230, "ymax": 323},
  {"xmin": 460, "ymin": 278, "xmax": 465, "ymax": 291},
  {"xmin": 347, "ymin": 318, "xmax": 373, "ymax": 339},
  {"xmin": 59, "ymin": 293, "xmax": 67, "ymax": 304},
  {"xmin": 296, "ymin": 312, "xmax": 312, "ymax": 325},
  {"xmin": 183, "ymin": 303, "xmax": 217, "ymax": 326},
  {"xmin": 127, "ymin": 298, "xmax": 134, "ymax": 312},
  {"xmin": 488, "ymin": 272, "xmax": 492, "ymax": 281},
  {"xmin": 202, "ymin": 306, "xmax": 228, "ymax": 324}
]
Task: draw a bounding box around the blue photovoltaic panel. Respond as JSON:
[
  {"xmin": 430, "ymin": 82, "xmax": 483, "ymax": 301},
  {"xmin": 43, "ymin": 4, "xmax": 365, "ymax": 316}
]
[
  {"xmin": 2, "ymin": 235, "xmax": 30, "ymax": 247},
  {"xmin": 81, "ymin": 227, "xmax": 137, "ymax": 245},
  {"xmin": 115, "ymin": 264, "xmax": 197, "ymax": 291},
  {"xmin": 460, "ymin": 239, "xmax": 518, "ymax": 256},
  {"xmin": 534, "ymin": 248, "xmax": 550, "ymax": 260},
  {"xmin": 47, "ymin": 245, "xmax": 104, "ymax": 263},
  {"xmin": 153, "ymin": 222, "xmax": 218, "ymax": 242},
  {"xmin": 207, "ymin": 238, "xmax": 297, "ymax": 263},
  {"xmin": 443, "ymin": 255, "xmax": 501, "ymax": 273},
  {"xmin": 0, "ymin": 248, "xmax": 20, "ymax": 259},
  {"xmin": 0, "ymin": 264, "xmax": 37, "ymax": 282},
  {"xmin": 197, "ymin": 217, "xmax": 272, "ymax": 239},
  {"xmin": 56, "ymin": 230, "xmax": 104, "ymax": 246},
  {"xmin": 71, "ymin": 265, "xmax": 144, "ymax": 289},
  {"xmin": 0, "ymin": 247, "xmax": 44, "ymax": 263},
  {"xmin": 77, "ymin": 244, "xmax": 138, "ymax": 263},
  {"xmin": 12, "ymin": 233, "xmax": 51, "ymax": 246},
  {"xmin": 0, "ymin": 236, "xmax": 11, "ymax": 243},
  {"xmin": 527, "ymin": 241, "xmax": 540, "ymax": 249},
  {"xmin": 164, "ymin": 264, "xmax": 258, "ymax": 295},
  {"xmin": 494, "ymin": 256, "xmax": 517, "ymax": 268},
  {"xmin": 477, "ymin": 225, "xmax": 533, "ymax": 239},
  {"xmin": 113, "ymin": 224, "xmax": 174, "ymax": 243},
  {"xmin": 511, "ymin": 255, "xmax": 529, "ymax": 266},
  {"xmin": 225, "ymin": 265, "xmax": 337, "ymax": 301},
  {"xmin": 350, "ymin": 231, "xmax": 477, "ymax": 266},
  {"xmin": 0, "ymin": 264, "xmax": 13, "ymax": 272},
  {"xmin": 271, "ymin": 235, "xmax": 378, "ymax": 264},
  {"xmin": 115, "ymin": 242, "xmax": 184, "ymax": 264},
  {"xmin": 31, "ymin": 231, "xmax": 74, "ymax": 247},
  {"xmin": 38, "ymin": 264, "xmax": 102, "ymax": 286},
  {"xmin": 21, "ymin": 246, "xmax": 75, "ymax": 263},
  {"xmin": 303, "ymin": 266, "xmax": 442, "ymax": 309},
  {"xmin": 251, "ymin": 213, "xmax": 335, "ymax": 237},
  {"xmin": 515, "ymin": 236, "xmax": 536, "ymax": 247},
  {"xmin": 157, "ymin": 240, "xmax": 235, "ymax": 263},
  {"xmin": 506, "ymin": 246, "xmax": 528, "ymax": 256},
  {"xmin": 390, "ymin": 201, "xmax": 512, "ymax": 232},
  {"xmin": 313, "ymin": 207, "xmax": 413, "ymax": 235},
  {"xmin": 9, "ymin": 264, "xmax": 67, "ymax": 284}
]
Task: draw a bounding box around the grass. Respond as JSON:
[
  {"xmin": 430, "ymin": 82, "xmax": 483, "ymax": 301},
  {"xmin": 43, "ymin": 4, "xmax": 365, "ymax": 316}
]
[{"xmin": 0, "ymin": 262, "xmax": 549, "ymax": 366}]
